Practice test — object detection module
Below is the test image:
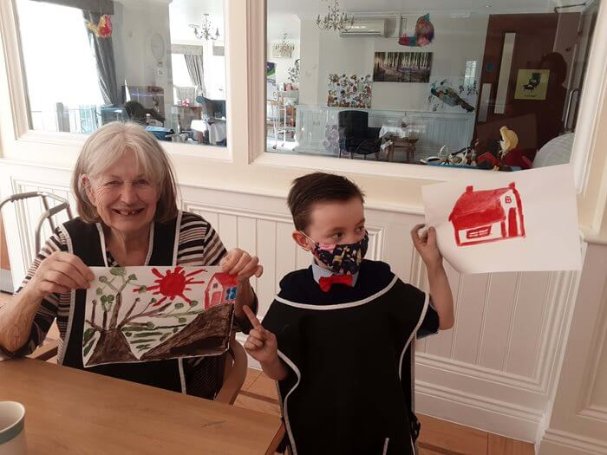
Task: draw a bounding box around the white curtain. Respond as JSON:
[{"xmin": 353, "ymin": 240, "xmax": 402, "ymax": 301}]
[{"xmin": 172, "ymin": 44, "xmax": 205, "ymax": 98}]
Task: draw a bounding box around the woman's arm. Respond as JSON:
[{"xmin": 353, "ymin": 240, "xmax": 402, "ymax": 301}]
[
  {"xmin": 0, "ymin": 251, "xmax": 93, "ymax": 353},
  {"xmin": 0, "ymin": 287, "xmax": 44, "ymax": 353}
]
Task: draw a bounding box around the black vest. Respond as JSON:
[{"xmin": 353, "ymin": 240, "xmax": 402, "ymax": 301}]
[{"xmin": 60, "ymin": 217, "xmax": 183, "ymax": 392}]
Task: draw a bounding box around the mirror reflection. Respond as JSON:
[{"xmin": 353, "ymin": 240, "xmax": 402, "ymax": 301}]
[
  {"xmin": 266, "ymin": 0, "xmax": 600, "ymax": 169},
  {"xmin": 16, "ymin": 0, "xmax": 227, "ymax": 147}
]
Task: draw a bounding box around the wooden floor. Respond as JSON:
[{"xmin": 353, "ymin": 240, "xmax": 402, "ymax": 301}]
[
  {"xmin": 235, "ymin": 368, "xmax": 535, "ymax": 455},
  {"xmin": 0, "ymin": 292, "xmax": 535, "ymax": 454}
]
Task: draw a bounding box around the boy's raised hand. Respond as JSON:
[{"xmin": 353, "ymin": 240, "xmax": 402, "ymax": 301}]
[
  {"xmin": 411, "ymin": 223, "xmax": 443, "ymax": 268},
  {"xmin": 243, "ymin": 306, "xmax": 279, "ymax": 364}
]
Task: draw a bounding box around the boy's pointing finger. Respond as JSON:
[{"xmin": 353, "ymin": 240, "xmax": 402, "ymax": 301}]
[{"xmin": 243, "ymin": 305, "xmax": 262, "ymax": 329}]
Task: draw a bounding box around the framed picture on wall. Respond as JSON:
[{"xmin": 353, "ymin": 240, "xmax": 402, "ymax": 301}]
[
  {"xmin": 373, "ymin": 52, "xmax": 433, "ymax": 83},
  {"xmin": 514, "ymin": 69, "xmax": 550, "ymax": 100}
]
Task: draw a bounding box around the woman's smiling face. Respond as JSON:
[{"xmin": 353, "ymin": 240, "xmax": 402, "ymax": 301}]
[{"xmin": 85, "ymin": 150, "xmax": 159, "ymax": 237}]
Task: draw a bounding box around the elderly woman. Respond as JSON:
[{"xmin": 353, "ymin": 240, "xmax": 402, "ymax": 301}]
[{"xmin": 0, "ymin": 122, "xmax": 262, "ymax": 398}]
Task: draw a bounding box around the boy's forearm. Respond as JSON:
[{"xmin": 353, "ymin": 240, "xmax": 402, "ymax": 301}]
[
  {"xmin": 426, "ymin": 263, "xmax": 455, "ymax": 330},
  {"xmin": 260, "ymin": 355, "xmax": 288, "ymax": 381}
]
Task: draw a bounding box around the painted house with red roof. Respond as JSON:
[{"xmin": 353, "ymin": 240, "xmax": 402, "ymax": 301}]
[
  {"xmin": 448, "ymin": 182, "xmax": 525, "ymax": 246},
  {"xmin": 204, "ymin": 273, "xmax": 238, "ymax": 309}
]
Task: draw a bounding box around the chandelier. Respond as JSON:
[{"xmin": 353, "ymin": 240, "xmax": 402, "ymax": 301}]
[
  {"xmin": 316, "ymin": 0, "xmax": 354, "ymax": 32},
  {"xmin": 190, "ymin": 14, "xmax": 220, "ymax": 41},
  {"xmin": 272, "ymin": 33, "xmax": 295, "ymax": 59}
]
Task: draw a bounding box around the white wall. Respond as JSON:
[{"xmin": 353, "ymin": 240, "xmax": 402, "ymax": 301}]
[
  {"xmin": 112, "ymin": 0, "xmax": 172, "ymax": 108},
  {"xmin": 266, "ymin": 43, "xmax": 300, "ymax": 92},
  {"xmin": 538, "ymin": 243, "xmax": 607, "ymax": 454},
  {"xmin": 299, "ymin": 14, "xmax": 488, "ymax": 112}
]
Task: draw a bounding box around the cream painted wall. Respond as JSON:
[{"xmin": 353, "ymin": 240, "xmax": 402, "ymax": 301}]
[
  {"xmin": 538, "ymin": 242, "xmax": 607, "ymax": 454},
  {"xmin": 112, "ymin": 1, "xmax": 171, "ymax": 90},
  {"xmin": 299, "ymin": 14, "xmax": 488, "ymax": 112}
]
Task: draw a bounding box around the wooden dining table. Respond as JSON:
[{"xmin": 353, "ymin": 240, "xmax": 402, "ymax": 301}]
[{"xmin": 0, "ymin": 358, "xmax": 280, "ymax": 454}]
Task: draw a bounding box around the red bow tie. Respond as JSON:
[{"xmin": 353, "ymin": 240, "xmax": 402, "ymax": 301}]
[{"xmin": 318, "ymin": 274, "xmax": 354, "ymax": 292}]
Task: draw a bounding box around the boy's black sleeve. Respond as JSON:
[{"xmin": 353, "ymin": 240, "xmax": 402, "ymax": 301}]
[{"xmin": 418, "ymin": 301, "xmax": 440, "ymax": 338}]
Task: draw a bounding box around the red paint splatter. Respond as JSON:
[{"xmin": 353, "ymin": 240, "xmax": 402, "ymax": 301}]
[{"xmin": 134, "ymin": 266, "xmax": 207, "ymax": 306}]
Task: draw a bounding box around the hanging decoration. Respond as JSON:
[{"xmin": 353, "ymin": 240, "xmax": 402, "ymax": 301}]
[
  {"xmin": 86, "ymin": 14, "xmax": 113, "ymax": 39},
  {"xmin": 428, "ymin": 78, "xmax": 477, "ymax": 112},
  {"xmin": 190, "ymin": 13, "xmax": 220, "ymax": 41},
  {"xmin": 272, "ymin": 33, "xmax": 295, "ymax": 58},
  {"xmin": 399, "ymin": 13, "xmax": 434, "ymax": 47},
  {"xmin": 287, "ymin": 59, "xmax": 300, "ymax": 85},
  {"xmin": 316, "ymin": 0, "xmax": 354, "ymax": 32}
]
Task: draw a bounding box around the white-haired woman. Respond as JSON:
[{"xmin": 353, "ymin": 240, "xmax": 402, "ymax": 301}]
[{"xmin": 0, "ymin": 122, "xmax": 262, "ymax": 398}]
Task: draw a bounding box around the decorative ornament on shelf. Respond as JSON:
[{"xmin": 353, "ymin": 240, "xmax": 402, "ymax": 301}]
[
  {"xmin": 316, "ymin": 0, "xmax": 354, "ymax": 32},
  {"xmin": 272, "ymin": 33, "xmax": 295, "ymax": 58},
  {"xmin": 86, "ymin": 14, "xmax": 112, "ymax": 38},
  {"xmin": 190, "ymin": 13, "xmax": 220, "ymax": 41}
]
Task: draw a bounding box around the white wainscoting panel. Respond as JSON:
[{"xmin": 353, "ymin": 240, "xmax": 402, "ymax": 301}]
[
  {"xmin": 539, "ymin": 243, "xmax": 607, "ymax": 454},
  {"xmin": 0, "ymin": 161, "xmax": 583, "ymax": 442}
]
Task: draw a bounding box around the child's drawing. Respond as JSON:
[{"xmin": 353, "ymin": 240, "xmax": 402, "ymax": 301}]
[
  {"xmin": 449, "ymin": 183, "xmax": 525, "ymax": 246},
  {"xmin": 421, "ymin": 164, "xmax": 582, "ymax": 273},
  {"xmin": 83, "ymin": 265, "xmax": 238, "ymax": 367}
]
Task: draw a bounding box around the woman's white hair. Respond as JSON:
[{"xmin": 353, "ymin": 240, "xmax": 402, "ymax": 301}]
[{"xmin": 72, "ymin": 121, "xmax": 178, "ymax": 223}]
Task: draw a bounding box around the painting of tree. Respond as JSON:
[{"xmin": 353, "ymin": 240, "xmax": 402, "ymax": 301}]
[{"xmin": 83, "ymin": 266, "xmax": 238, "ymax": 367}]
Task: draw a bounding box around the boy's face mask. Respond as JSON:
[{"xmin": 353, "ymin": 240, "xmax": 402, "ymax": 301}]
[{"xmin": 302, "ymin": 231, "xmax": 369, "ymax": 275}]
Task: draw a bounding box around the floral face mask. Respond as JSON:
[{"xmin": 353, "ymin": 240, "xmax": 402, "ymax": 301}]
[{"xmin": 302, "ymin": 231, "xmax": 369, "ymax": 275}]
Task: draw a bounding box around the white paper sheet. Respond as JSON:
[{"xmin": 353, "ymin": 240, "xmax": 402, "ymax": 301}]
[{"xmin": 421, "ymin": 164, "xmax": 582, "ymax": 273}]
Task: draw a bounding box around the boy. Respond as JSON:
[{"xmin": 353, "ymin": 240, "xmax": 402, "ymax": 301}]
[{"xmin": 243, "ymin": 172, "xmax": 454, "ymax": 454}]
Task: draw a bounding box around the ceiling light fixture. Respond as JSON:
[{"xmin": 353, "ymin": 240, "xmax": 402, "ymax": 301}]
[
  {"xmin": 316, "ymin": 0, "xmax": 354, "ymax": 32},
  {"xmin": 272, "ymin": 33, "xmax": 295, "ymax": 58},
  {"xmin": 190, "ymin": 13, "xmax": 220, "ymax": 41}
]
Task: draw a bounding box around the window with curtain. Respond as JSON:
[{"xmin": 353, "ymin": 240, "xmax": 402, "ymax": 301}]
[{"xmin": 16, "ymin": 0, "xmax": 103, "ymax": 132}]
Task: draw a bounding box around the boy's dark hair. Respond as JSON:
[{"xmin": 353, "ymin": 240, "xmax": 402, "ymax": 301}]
[{"xmin": 287, "ymin": 172, "xmax": 365, "ymax": 232}]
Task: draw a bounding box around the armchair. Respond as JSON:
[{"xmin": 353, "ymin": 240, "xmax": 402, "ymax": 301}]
[{"xmin": 337, "ymin": 110, "xmax": 381, "ymax": 159}]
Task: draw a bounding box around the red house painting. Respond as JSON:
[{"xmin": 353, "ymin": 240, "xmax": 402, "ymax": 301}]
[
  {"xmin": 204, "ymin": 272, "xmax": 239, "ymax": 309},
  {"xmin": 448, "ymin": 182, "xmax": 525, "ymax": 246}
]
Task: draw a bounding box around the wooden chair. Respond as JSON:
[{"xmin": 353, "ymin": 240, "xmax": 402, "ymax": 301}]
[
  {"xmin": 265, "ymin": 422, "xmax": 288, "ymax": 455},
  {"xmin": 215, "ymin": 335, "xmax": 248, "ymax": 405},
  {"xmin": 29, "ymin": 340, "xmax": 59, "ymax": 361}
]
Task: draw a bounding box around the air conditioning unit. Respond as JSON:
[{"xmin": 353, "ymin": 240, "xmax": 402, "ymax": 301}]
[{"xmin": 339, "ymin": 18, "xmax": 386, "ymax": 37}]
